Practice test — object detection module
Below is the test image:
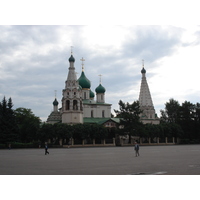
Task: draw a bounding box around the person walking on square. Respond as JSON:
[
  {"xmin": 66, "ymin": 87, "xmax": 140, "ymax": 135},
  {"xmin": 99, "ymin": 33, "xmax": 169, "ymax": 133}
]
[
  {"xmin": 45, "ymin": 143, "xmax": 49, "ymax": 155},
  {"xmin": 134, "ymin": 142, "xmax": 139, "ymax": 157}
]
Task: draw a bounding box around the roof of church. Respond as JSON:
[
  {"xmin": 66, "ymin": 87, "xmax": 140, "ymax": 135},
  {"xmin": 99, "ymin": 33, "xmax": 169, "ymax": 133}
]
[
  {"xmin": 83, "ymin": 117, "xmax": 120, "ymax": 125},
  {"xmin": 53, "ymin": 98, "xmax": 58, "ymax": 106},
  {"xmin": 68, "ymin": 55, "xmax": 75, "ymax": 62},
  {"xmin": 95, "ymin": 84, "xmax": 106, "ymax": 94},
  {"xmin": 139, "ymin": 67, "xmax": 154, "ymax": 107},
  {"xmin": 78, "ymin": 71, "xmax": 91, "ymax": 89},
  {"xmin": 90, "ymin": 90, "xmax": 95, "ymax": 98},
  {"xmin": 141, "ymin": 67, "xmax": 146, "ymax": 74}
]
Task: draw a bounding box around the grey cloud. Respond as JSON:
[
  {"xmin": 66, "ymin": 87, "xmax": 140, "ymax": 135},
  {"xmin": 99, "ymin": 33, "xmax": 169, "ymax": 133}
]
[{"xmin": 121, "ymin": 26, "xmax": 183, "ymax": 63}]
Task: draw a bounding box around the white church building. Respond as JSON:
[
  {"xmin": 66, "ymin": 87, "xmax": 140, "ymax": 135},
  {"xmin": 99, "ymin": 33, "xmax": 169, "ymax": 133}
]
[
  {"xmin": 47, "ymin": 53, "xmax": 118, "ymax": 126},
  {"xmin": 47, "ymin": 53, "xmax": 159, "ymax": 125}
]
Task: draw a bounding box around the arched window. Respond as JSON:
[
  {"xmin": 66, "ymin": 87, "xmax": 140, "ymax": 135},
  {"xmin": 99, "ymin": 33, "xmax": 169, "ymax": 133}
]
[
  {"xmin": 80, "ymin": 101, "xmax": 83, "ymax": 111},
  {"xmin": 102, "ymin": 110, "xmax": 105, "ymax": 118},
  {"xmin": 73, "ymin": 100, "xmax": 78, "ymax": 110},
  {"xmin": 91, "ymin": 110, "xmax": 94, "ymax": 118},
  {"xmin": 66, "ymin": 100, "xmax": 70, "ymax": 110}
]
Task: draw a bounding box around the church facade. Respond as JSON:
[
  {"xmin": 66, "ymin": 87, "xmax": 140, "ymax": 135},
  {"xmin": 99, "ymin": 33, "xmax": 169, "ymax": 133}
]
[
  {"xmin": 46, "ymin": 53, "xmax": 113, "ymax": 125},
  {"xmin": 47, "ymin": 53, "xmax": 159, "ymax": 125}
]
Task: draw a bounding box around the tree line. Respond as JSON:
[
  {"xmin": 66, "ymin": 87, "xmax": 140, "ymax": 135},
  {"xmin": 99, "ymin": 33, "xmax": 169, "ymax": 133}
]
[
  {"xmin": 115, "ymin": 99, "xmax": 200, "ymax": 143},
  {"xmin": 1, "ymin": 96, "xmax": 200, "ymax": 146},
  {"xmin": 0, "ymin": 97, "xmax": 115, "ymax": 147}
]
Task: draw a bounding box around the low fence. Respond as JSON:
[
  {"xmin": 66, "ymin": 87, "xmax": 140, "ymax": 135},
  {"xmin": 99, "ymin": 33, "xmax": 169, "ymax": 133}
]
[
  {"xmin": 62, "ymin": 138, "xmax": 116, "ymax": 148},
  {"xmin": 60, "ymin": 137, "xmax": 178, "ymax": 148}
]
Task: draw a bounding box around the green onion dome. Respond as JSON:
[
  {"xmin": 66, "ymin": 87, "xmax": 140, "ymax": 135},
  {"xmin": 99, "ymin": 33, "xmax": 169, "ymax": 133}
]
[
  {"xmin": 78, "ymin": 71, "xmax": 91, "ymax": 89},
  {"xmin": 90, "ymin": 90, "xmax": 95, "ymax": 98},
  {"xmin": 95, "ymin": 84, "xmax": 106, "ymax": 94},
  {"xmin": 141, "ymin": 67, "xmax": 146, "ymax": 74},
  {"xmin": 69, "ymin": 55, "xmax": 75, "ymax": 62},
  {"xmin": 53, "ymin": 98, "xmax": 58, "ymax": 106}
]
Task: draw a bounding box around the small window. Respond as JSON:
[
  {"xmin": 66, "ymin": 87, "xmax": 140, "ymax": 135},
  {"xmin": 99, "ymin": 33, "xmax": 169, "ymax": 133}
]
[
  {"xmin": 102, "ymin": 110, "xmax": 105, "ymax": 118},
  {"xmin": 66, "ymin": 100, "xmax": 70, "ymax": 110},
  {"xmin": 73, "ymin": 100, "xmax": 78, "ymax": 110},
  {"xmin": 91, "ymin": 110, "xmax": 94, "ymax": 118}
]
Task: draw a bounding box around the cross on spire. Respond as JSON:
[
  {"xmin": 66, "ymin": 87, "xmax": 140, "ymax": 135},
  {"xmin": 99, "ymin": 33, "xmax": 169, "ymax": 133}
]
[
  {"xmin": 80, "ymin": 57, "xmax": 85, "ymax": 71},
  {"xmin": 142, "ymin": 59, "xmax": 144, "ymax": 67},
  {"xmin": 99, "ymin": 74, "xmax": 102, "ymax": 84},
  {"xmin": 54, "ymin": 90, "xmax": 57, "ymax": 98},
  {"xmin": 70, "ymin": 46, "xmax": 73, "ymax": 55}
]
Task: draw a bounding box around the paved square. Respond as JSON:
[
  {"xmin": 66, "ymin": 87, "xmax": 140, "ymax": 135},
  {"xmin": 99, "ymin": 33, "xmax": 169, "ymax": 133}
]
[{"xmin": 0, "ymin": 145, "xmax": 200, "ymax": 175}]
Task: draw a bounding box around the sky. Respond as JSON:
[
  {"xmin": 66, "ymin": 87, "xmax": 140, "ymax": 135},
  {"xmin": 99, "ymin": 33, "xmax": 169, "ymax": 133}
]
[
  {"xmin": 1, "ymin": 0, "xmax": 199, "ymax": 196},
  {"xmin": 1, "ymin": 25, "xmax": 200, "ymax": 121}
]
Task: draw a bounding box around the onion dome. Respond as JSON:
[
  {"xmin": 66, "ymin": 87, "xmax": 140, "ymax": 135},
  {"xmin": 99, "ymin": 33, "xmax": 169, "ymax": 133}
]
[
  {"xmin": 78, "ymin": 71, "xmax": 91, "ymax": 89},
  {"xmin": 53, "ymin": 98, "xmax": 58, "ymax": 106},
  {"xmin": 69, "ymin": 55, "xmax": 75, "ymax": 63},
  {"xmin": 141, "ymin": 67, "xmax": 146, "ymax": 74},
  {"xmin": 90, "ymin": 90, "xmax": 95, "ymax": 98},
  {"xmin": 95, "ymin": 84, "xmax": 106, "ymax": 94}
]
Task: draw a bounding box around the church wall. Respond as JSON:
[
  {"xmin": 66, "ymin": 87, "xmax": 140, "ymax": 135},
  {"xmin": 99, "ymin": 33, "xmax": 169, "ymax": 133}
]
[
  {"xmin": 83, "ymin": 104, "xmax": 111, "ymax": 118},
  {"xmin": 140, "ymin": 119, "xmax": 160, "ymax": 125},
  {"xmin": 62, "ymin": 112, "xmax": 83, "ymax": 124}
]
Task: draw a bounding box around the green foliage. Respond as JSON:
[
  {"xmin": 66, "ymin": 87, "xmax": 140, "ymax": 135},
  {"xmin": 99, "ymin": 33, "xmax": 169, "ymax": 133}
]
[
  {"xmin": 160, "ymin": 99, "xmax": 200, "ymax": 142},
  {"xmin": 160, "ymin": 98, "xmax": 180, "ymax": 123},
  {"xmin": 0, "ymin": 97, "xmax": 19, "ymax": 144},
  {"xmin": 114, "ymin": 100, "xmax": 142, "ymax": 143},
  {"xmin": 114, "ymin": 100, "xmax": 142, "ymax": 136},
  {"xmin": 14, "ymin": 107, "xmax": 41, "ymax": 143}
]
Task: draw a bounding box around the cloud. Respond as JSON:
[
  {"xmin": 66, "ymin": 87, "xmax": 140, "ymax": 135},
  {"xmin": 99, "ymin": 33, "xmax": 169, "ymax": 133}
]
[{"xmin": 1, "ymin": 25, "xmax": 200, "ymax": 121}]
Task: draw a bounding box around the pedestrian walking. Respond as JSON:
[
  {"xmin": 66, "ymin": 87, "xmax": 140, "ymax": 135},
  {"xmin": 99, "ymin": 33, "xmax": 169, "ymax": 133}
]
[
  {"xmin": 134, "ymin": 142, "xmax": 139, "ymax": 157},
  {"xmin": 45, "ymin": 143, "xmax": 49, "ymax": 155}
]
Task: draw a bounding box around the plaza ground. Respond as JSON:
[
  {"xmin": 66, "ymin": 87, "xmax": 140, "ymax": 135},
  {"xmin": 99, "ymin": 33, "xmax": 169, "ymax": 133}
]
[{"xmin": 0, "ymin": 145, "xmax": 200, "ymax": 175}]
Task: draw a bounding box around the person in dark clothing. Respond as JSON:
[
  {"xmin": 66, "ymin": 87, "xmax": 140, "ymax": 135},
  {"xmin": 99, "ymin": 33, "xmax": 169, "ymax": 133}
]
[
  {"xmin": 134, "ymin": 142, "xmax": 139, "ymax": 157},
  {"xmin": 45, "ymin": 143, "xmax": 49, "ymax": 155}
]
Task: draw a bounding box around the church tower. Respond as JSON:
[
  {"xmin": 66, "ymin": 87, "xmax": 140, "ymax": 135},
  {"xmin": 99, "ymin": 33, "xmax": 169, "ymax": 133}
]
[
  {"xmin": 46, "ymin": 96, "xmax": 61, "ymax": 124},
  {"xmin": 77, "ymin": 58, "xmax": 91, "ymax": 100},
  {"xmin": 139, "ymin": 61, "xmax": 159, "ymax": 124},
  {"xmin": 61, "ymin": 52, "xmax": 83, "ymax": 124},
  {"xmin": 95, "ymin": 75, "xmax": 106, "ymax": 103}
]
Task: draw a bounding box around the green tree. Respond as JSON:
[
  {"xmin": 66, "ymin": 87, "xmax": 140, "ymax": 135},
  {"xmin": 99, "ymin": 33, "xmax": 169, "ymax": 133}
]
[
  {"xmin": 179, "ymin": 101, "xmax": 196, "ymax": 140},
  {"xmin": 0, "ymin": 97, "xmax": 19, "ymax": 144},
  {"xmin": 15, "ymin": 107, "xmax": 41, "ymax": 143},
  {"xmin": 114, "ymin": 100, "xmax": 142, "ymax": 143},
  {"xmin": 38, "ymin": 123, "xmax": 54, "ymax": 143},
  {"xmin": 160, "ymin": 98, "xmax": 180, "ymax": 123}
]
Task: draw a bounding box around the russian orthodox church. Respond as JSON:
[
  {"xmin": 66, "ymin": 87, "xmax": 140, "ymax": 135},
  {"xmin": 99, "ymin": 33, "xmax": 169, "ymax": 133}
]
[
  {"xmin": 138, "ymin": 62, "xmax": 160, "ymax": 124},
  {"xmin": 47, "ymin": 52, "xmax": 159, "ymax": 126},
  {"xmin": 46, "ymin": 53, "xmax": 118, "ymax": 127}
]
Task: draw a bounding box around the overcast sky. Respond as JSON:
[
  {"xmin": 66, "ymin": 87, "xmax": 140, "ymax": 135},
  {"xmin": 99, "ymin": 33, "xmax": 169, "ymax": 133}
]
[{"xmin": 1, "ymin": 25, "xmax": 200, "ymax": 121}]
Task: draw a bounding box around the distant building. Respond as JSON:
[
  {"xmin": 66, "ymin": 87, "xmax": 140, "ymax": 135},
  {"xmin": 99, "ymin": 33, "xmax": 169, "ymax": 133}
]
[{"xmin": 138, "ymin": 62, "xmax": 160, "ymax": 124}]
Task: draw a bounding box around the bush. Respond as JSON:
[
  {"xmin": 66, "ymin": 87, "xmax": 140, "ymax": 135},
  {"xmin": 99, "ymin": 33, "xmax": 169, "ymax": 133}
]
[
  {"xmin": 0, "ymin": 144, "xmax": 6, "ymax": 149},
  {"xmin": 9, "ymin": 142, "xmax": 40, "ymax": 148}
]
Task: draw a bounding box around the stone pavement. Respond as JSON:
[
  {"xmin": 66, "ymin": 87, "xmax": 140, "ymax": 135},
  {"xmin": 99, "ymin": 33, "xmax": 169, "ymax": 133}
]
[{"xmin": 0, "ymin": 145, "xmax": 200, "ymax": 175}]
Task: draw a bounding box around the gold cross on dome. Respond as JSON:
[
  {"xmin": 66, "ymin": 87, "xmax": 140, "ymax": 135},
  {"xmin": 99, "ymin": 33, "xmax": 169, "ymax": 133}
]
[{"xmin": 80, "ymin": 57, "xmax": 85, "ymax": 71}]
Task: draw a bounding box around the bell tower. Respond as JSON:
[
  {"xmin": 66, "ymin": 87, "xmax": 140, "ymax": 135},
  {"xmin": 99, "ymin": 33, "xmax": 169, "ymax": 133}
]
[
  {"xmin": 61, "ymin": 50, "xmax": 83, "ymax": 124},
  {"xmin": 139, "ymin": 60, "xmax": 159, "ymax": 124}
]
